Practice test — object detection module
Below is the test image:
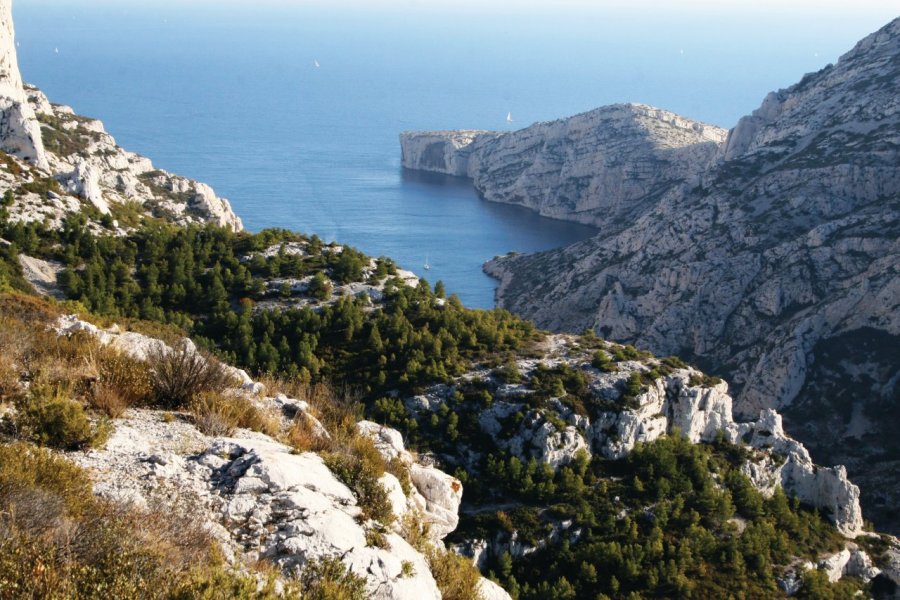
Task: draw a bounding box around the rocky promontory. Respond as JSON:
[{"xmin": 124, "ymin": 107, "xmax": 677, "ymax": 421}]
[
  {"xmin": 484, "ymin": 17, "xmax": 900, "ymax": 533},
  {"xmin": 401, "ymin": 104, "xmax": 726, "ymax": 227},
  {"xmin": 0, "ymin": 0, "xmax": 241, "ymax": 232}
]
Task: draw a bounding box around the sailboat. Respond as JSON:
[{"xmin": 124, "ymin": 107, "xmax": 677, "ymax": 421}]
[
  {"xmin": 506, "ymin": 112, "xmax": 513, "ymax": 123},
  {"xmin": 314, "ymin": 59, "xmax": 320, "ymax": 68},
  {"xmin": 423, "ymin": 254, "xmax": 430, "ymax": 270}
]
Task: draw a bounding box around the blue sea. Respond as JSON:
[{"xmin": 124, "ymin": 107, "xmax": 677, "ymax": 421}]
[{"xmin": 13, "ymin": 1, "xmax": 897, "ymax": 308}]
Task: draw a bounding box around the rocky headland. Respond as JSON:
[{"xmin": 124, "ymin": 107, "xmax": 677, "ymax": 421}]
[
  {"xmin": 2, "ymin": 0, "xmax": 900, "ymax": 596},
  {"xmin": 407, "ymin": 18, "xmax": 900, "ymax": 535}
]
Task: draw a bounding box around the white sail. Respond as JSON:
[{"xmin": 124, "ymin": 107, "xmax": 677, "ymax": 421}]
[{"xmin": 506, "ymin": 111, "xmax": 513, "ymax": 123}]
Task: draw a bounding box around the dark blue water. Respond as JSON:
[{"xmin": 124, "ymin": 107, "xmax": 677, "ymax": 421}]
[{"xmin": 13, "ymin": 1, "xmax": 897, "ymax": 307}]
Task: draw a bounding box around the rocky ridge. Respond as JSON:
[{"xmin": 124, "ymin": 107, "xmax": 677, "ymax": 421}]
[
  {"xmin": 51, "ymin": 313, "xmax": 505, "ymax": 600},
  {"xmin": 402, "ymin": 334, "xmax": 865, "ymax": 537},
  {"xmin": 0, "ymin": 0, "xmax": 241, "ymax": 232},
  {"xmin": 400, "ymin": 104, "xmax": 726, "ymax": 227},
  {"xmin": 470, "ymin": 18, "xmax": 900, "ymax": 532}
]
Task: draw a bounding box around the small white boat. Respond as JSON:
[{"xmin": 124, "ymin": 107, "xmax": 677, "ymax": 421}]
[
  {"xmin": 54, "ymin": 47, "xmax": 59, "ymax": 54},
  {"xmin": 506, "ymin": 111, "xmax": 513, "ymax": 123},
  {"xmin": 423, "ymin": 254, "xmax": 430, "ymax": 270},
  {"xmin": 314, "ymin": 59, "xmax": 320, "ymax": 68}
]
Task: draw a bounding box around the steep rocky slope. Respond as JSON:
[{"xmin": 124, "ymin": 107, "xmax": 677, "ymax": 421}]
[
  {"xmin": 484, "ymin": 17, "xmax": 900, "ymax": 532},
  {"xmin": 0, "ymin": 0, "xmax": 241, "ymax": 231},
  {"xmin": 401, "ymin": 104, "xmax": 726, "ymax": 227}
]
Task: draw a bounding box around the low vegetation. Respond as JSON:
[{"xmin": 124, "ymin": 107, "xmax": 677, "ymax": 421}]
[{"xmin": 0, "ymin": 205, "xmax": 877, "ymax": 598}]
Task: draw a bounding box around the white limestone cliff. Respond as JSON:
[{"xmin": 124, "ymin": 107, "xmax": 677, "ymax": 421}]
[
  {"xmin": 0, "ymin": 0, "xmax": 46, "ymax": 169},
  {"xmin": 404, "ymin": 336, "xmax": 866, "ymax": 537},
  {"xmin": 0, "ymin": 0, "xmax": 242, "ymax": 231},
  {"xmin": 356, "ymin": 420, "xmax": 464, "ymax": 541},
  {"xmin": 481, "ymin": 17, "xmax": 900, "ymax": 534},
  {"xmin": 401, "ymin": 104, "xmax": 726, "ymax": 227}
]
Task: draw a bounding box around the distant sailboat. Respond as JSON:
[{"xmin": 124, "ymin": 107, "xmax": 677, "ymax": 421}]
[
  {"xmin": 54, "ymin": 47, "xmax": 59, "ymax": 54},
  {"xmin": 506, "ymin": 112, "xmax": 513, "ymax": 123},
  {"xmin": 423, "ymin": 254, "xmax": 430, "ymax": 270},
  {"xmin": 314, "ymin": 59, "xmax": 320, "ymax": 68}
]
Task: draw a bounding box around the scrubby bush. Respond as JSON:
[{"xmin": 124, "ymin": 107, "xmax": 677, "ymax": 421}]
[
  {"xmin": 149, "ymin": 341, "xmax": 235, "ymax": 408},
  {"xmin": 88, "ymin": 381, "xmax": 129, "ymax": 418},
  {"xmin": 298, "ymin": 556, "xmax": 367, "ymax": 600},
  {"xmin": 94, "ymin": 348, "xmax": 153, "ymax": 408},
  {"xmin": 14, "ymin": 385, "xmax": 103, "ymax": 450},
  {"xmin": 190, "ymin": 392, "xmax": 278, "ymax": 437},
  {"xmin": 426, "ymin": 546, "xmax": 483, "ymax": 600},
  {"xmin": 285, "ymin": 412, "xmax": 332, "ymax": 453},
  {"xmin": 324, "ymin": 435, "xmax": 393, "ymax": 524}
]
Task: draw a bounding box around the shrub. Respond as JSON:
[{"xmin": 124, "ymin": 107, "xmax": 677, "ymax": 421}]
[
  {"xmin": 88, "ymin": 381, "xmax": 129, "ymax": 418},
  {"xmin": 190, "ymin": 392, "xmax": 278, "ymax": 437},
  {"xmin": 94, "ymin": 348, "xmax": 153, "ymax": 408},
  {"xmin": 324, "ymin": 435, "xmax": 393, "ymax": 524},
  {"xmin": 0, "ymin": 355, "xmax": 20, "ymax": 402},
  {"xmin": 298, "ymin": 556, "xmax": 367, "ymax": 600},
  {"xmin": 0, "ymin": 442, "xmax": 94, "ymax": 517},
  {"xmin": 591, "ymin": 350, "xmax": 614, "ymax": 371},
  {"xmin": 14, "ymin": 385, "xmax": 103, "ymax": 450},
  {"xmin": 426, "ymin": 546, "xmax": 483, "ymax": 600},
  {"xmin": 285, "ymin": 412, "xmax": 332, "ymax": 453},
  {"xmin": 149, "ymin": 341, "xmax": 236, "ymax": 408},
  {"xmin": 493, "ymin": 361, "xmax": 522, "ymax": 384}
]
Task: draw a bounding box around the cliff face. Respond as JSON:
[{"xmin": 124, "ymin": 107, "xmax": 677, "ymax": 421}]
[
  {"xmin": 400, "ymin": 104, "xmax": 726, "ymax": 227},
  {"xmin": 484, "ymin": 17, "xmax": 900, "ymax": 532},
  {"xmin": 0, "ymin": 0, "xmax": 46, "ymax": 169},
  {"xmin": 0, "ymin": 0, "xmax": 241, "ymax": 232},
  {"xmin": 403, "ymin": 334, "xmax": 865, "ymax": 537}
]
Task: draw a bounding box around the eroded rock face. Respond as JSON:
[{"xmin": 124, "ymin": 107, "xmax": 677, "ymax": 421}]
[
  {"xmin": 404, "ymin": 337, "xmax": 865, "ymax": 537},
  {"xmin": 401, "ymin": 104, "xmax": 726, "ymax": 227},
  {"xmin": 356, "ymin": 421, "xmax": 463, "ymax": 541},
  {"xmin": 0, "ymin": 0, "xmax": 46, "ymax": 169},
  {"xmin": 482, "ymin": 17, "xmax": 900, "ymax": 533},
  {"xmin": 0, "ymin": 0, "xmax": 243, "ymax": 232},
  {"xmin": 70, "ymin": 413, "xmax": 441, "ymax": 600}
]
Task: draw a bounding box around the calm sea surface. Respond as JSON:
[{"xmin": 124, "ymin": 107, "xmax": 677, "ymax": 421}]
[{"xmin": 13, "ymin": 1, "xmax": 896, "ymax": 308}]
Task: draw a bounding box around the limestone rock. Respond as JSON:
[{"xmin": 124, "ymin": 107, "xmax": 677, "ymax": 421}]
[
  {"xmin": 60, "ymin": 159, "xmax": 108, "ymax": 214},
  {"xmin": 356, "ymin": 421, "xmax": 463, "ymax": 540},
  {"xmin": 482, "ymin": 17, "xmax": 900, "ymax": 533},
  {"xmin": 477, "ymin": 577, "xmax": 514, "ymax": 600},
  {"xmin": 69, "ymin": 413, "xmax": 441, "ymax": 600},
  {"xmin": 401, "ymin": 104, "xmax": 726, "ymax": 228},
  {"xmin": 0, "ymin": 0, "xmax": 47, "ymax": 169},
  {"xmin": 17, "ymin": 253, "xmax": 64, "ymax": 299}
]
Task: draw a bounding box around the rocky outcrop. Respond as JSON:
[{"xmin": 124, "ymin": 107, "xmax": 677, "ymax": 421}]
[
  {"xmin": 401, "ymin": 104, "xmax": 726, "ymax": 227},
  {"xmin": 405, "ymin": 336, "xmax": 865, "ymax": 537},
  {"xmin": 70, "ymin": 413, "xmax": 442, "ymax": 600},
  {"xmin": 0, "ymin": 0, "xmax": 242, "ymax": 232},
  {"xmin": 0, "ymin": 0, "xmax": 46, "ymax": 169},
  {"xmin": 483, "ymin": 17, "xmax": 900, "ymax": 533},
  {"xmin": 356, "ymin": 421, "xmax": 463, "ymax": 541},
  {"xmin": 51, "ymin": 316, "xmax": 476, "ymax": 599},
  {"xmin": 400, "ymin": 130, "xmax": 498, "ymax": 177}
]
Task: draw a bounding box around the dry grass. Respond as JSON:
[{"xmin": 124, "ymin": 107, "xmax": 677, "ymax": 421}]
[
  {"xmin": 148, "ymin": 341, "xmax": 237, "ymax": 409},
  {"xmin": 0, "ymin": 443, "xmax": 233, "ymax": 599},
  {"xmin": 284, "ymin": 412, "xmax": 332, "ymax": 453},
  {"xmin": 190, "ymin": 392, "xmax": 279, "ymax": 437},
  {"xmin": 88, "ymin": 382, "xmax": 129, "ymax": 419},
  {"xmin": 426, "ymin": 546, "xmax": 484, "ymax": 600},
  {"xmin": 92, "ymin": 347, "xmax": 153, "ymax": 408}
]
